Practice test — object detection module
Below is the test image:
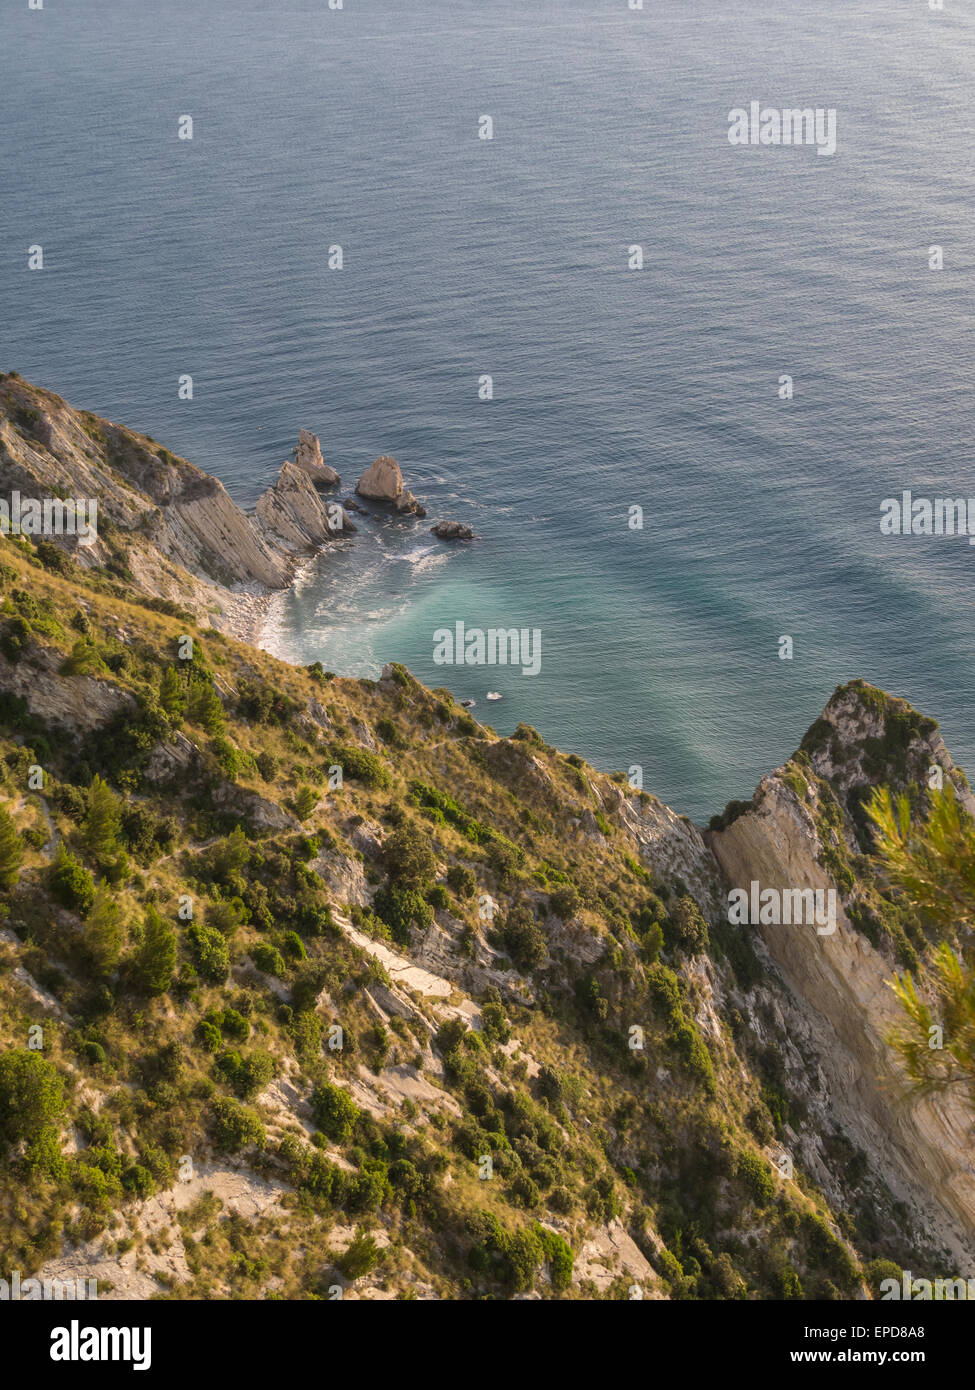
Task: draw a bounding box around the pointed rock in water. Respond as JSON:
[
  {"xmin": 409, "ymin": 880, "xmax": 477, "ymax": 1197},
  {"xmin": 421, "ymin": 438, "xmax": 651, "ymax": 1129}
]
[
  {"xmin": 357, "ymin": 454, "xmax": 403, "ymax": 500},
  {"xmin": 356, "ymin": 454, "xmax": 426, "ymax": 516},
  {"xmin": 293, "ymin": 429, "xmax": 340, "ymax": 486}
]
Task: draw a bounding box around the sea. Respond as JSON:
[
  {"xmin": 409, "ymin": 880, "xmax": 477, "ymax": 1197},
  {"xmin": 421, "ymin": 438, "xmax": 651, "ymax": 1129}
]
[{"xmin": 3, "ymin": 0, "xmax": 975, "ymax": 822}]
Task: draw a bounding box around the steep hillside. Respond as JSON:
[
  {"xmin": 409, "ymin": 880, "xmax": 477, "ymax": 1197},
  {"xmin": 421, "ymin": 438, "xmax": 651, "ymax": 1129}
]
[{"xmin": 0, "ymin": 384, "xmax": 971, "ymax": 1300}]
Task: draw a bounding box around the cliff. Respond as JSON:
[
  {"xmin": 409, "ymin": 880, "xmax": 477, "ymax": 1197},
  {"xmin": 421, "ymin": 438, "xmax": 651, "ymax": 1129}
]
[
  {"xmin": 711, "ymin": 684, "xmax": 975, "ymax": 1265},
  {"xmin": 0, "ymin": 376, "xmax": 354, "ymax": 640}
]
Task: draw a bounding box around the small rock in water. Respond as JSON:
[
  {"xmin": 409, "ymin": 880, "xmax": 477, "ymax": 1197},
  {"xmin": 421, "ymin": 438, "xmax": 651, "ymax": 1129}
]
[{"xmin": 431, "ymin": 520, "xmax": 475, "ymax": 540}]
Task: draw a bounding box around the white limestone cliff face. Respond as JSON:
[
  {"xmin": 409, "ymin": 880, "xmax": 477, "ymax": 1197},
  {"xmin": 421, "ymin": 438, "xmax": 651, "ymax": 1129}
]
[{"xmin": 711, "ymin": 746, "xmax": 975, "ymax": 1266}]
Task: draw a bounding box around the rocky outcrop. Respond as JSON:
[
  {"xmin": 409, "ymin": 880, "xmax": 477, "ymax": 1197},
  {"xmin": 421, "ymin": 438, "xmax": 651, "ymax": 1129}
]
[
  {"xmin": 710, "ymin": 682, "xmax": 975, "ymax": 1265},
  {"xmin": 293, "ymin": 429, "xmax": 339, "ymax": 486},
  {"xmin": 431, "ymin": 520, "xmax": 474, "ymax": 540},
  {"xmin": 254, "ymin": 460, "xmax": 354, "ymax": 554},
  {"xmin": 211, "ymin": 782, "xmax": 300, "ymax": 832},
  {"xmin": 799, "ymin": 678, "xmax": 975, "ymax": 823},
  {"xmin": 356, "ymin": 454, "xmax": 401, "ymax": 501},
  {"xmin": 0, "ymin": 377, "xmax": 363, "ymax": 638},
  {"xmin": 0, "ymin": 375, "xmax": 292, "ymax": 592},
  {"xmin": 0, "ymin": 646, "xmax": 134, "ymax": 733},
  {"xmin": 356, "ymin": 455, "xmax": 425, "ymax": 516}
]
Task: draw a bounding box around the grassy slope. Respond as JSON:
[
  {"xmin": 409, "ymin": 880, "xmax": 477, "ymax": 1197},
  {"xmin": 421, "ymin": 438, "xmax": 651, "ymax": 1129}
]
[{"xmin": 0, "ymin": 534, "xmax": 933, "ymax": 1300}]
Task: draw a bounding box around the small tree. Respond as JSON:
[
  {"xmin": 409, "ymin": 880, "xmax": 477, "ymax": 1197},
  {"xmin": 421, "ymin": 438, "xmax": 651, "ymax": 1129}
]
[
  {"xmin": 0, "ymin": 805, "xmax": 24, "ymax": 889},
  {"xmin": 338, "ymin": 1230, "xmax": 381, "ymax": 1280},
  {"xmin": 666, "ymin": 895, "xmax": 710, "ymax": 955},
  {"xmin": 50, "ymin": 843, "xmax": 96, "ymax": 914},
  {"xmin": 186, "ymin": 922, "xmax": 230, "ymax": 983},
  {"xmin": 84, "ymin": 775, "xmax": 121, "ymax": 870},
  {"xmin": 210, "ymin": 1096, "xmax": 265, "ymax": 1153},
  {"xmin": 0, "ymin": 1050, "xmax": 64, "ymax": 1146},
  {"xmin": 187, "ymin": 679, "xmax": 224, "ymax": 735},
  {"xmin": 502, "ymin": 904, "xmax": 546, "ymax": 971},
  {"xmin": 131, "ymin": 905, "xmax": 177, "ymax": 994},
  {"xmin": 159, "ymin": 666, "xmax": 186, "ymax": 720},
  {"xmin": 383, "ymin": 822, "xmax": 437, "ymax": 889},
  {"xmin": 312, "ymin": 1081, "xmax": 360, "ymax": 1143},
  {"xmin": 85, "ymin": 882, "xmax": 123, "ymax": 976}
]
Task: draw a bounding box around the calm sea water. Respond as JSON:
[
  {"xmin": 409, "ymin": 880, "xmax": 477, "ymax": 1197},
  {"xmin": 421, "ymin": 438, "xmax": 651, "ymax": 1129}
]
[{"xmin": 3, "ymin": 0, "xmax": 975, "ymax": 821}]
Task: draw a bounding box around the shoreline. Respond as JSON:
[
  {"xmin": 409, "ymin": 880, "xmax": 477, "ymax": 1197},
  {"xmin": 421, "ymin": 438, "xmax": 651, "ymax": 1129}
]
[{"xmin": 232, "ymin": 548, "xmax": 323, "ymax": 655}]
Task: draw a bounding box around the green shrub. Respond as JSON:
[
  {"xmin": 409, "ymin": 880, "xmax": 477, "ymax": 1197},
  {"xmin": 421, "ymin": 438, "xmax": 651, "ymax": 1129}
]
[
  {"xmin": 536, "ymin": 1225, "xmax": 573, "ymax": 1290},
  {"xmin": 209, "ymin": 1097, "xmax": 265, "ymax": 1153},
  {"xmin": 502, "ymin": 904, "xmax": 546, "ymax": 971},
  {"xmin": 480, "ymin": 1001, "xmax": 511, "ymax": 1045},
  {"xmin": 737, "ymin": 1151, "xmax": 776, "ymax": 1206},
  {"xmin": 311, "ymin": 1081, "xmax": 360, "ymax": 1143},
  {"xmin": 382, "ymin": 822, "xmax": 437, "ymax": 889},
  {"xmin": 195, "ymin": 1020, "xmax": 222, "ymax": 1053},
  {"xmin": 251, "ymin": 943, "xmax": 286, "ymax": 977},
  {"xmin": 0, "ymin": 615, "xmax": 32, "ymax": 662},
  {"xmin": 0, "ymin": 1050, "xmax": 64, "ymax": 1145},
  {"xmin": 131, "ymin": 906, "xmax": 177, "ymax": 995},
  {"xmin": 665, "ymin": 895, "xmax": 710, "ymax": 954},
  {"xmin": 0, "ymin": 805, "xmax": 24, "ymax": 889},
  {"xmin": 186, "ymin": 922, "xmax": 231, "ymax": 983},
  {"xmin": 373, "ymin": 884, "xmax": 434, "ymax": 947},
  {"xmin": 549, "ymin": 884, "xmax": 581, "ymax": 921},
  {"xmin": 49, "ymin": 844, "xmax": 96, "ymax": 913},
  {"xmin": 281, "ymin": 930, "xmax": 307, "ymax": 961},
  {"xmin": 338, "ymin": 1230, "xmax": 382, "ymax": 1280},
  {"xmin": 446, "ymin": 864, "xmax": 477, "ymax": 899},
  {"xmin": 331, "ymin": 745, "xmax": 390, "ymax": 790}
]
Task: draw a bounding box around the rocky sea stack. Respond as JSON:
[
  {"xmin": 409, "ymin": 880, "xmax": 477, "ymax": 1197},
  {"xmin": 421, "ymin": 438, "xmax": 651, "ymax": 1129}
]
[
  {"xmin": 356, "ymin": 454, "xmax": 426, "ymax": 517},
  {"xmin": 292, "ymin": 429, "xmax": 339, "ymax": 487}
]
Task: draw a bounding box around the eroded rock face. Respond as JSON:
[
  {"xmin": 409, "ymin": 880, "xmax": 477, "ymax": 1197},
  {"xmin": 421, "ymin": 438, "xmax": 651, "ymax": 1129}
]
[
  {"xmin": 294, "ymin": 429, "xmax": 340, "ymax": 486},
  {"xmin": 0, "ymin": 647, "xmax": 134, "ymax": 733},
  {"xmin": 0, "ymin": 376, "xmax": 289, "ymax": 594},
  {"xmin": 710, "ymin": 683, "xmax": 975, "ymax": 1265},
  {"xmin": 31, "ymin": 1164, "xmax": 288, "ymax": 1301},
  {"xmin": 211, "ymin": 782, "xmax": 299, "ymax": 832},
  {"xmin": 255, "ymin": 460, "xmax": 350, "ymax": 553}
]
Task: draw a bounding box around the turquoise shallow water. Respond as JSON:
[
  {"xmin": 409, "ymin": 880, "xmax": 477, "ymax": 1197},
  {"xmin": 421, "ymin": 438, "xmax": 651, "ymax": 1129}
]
[{"xmin": 3, "ymin": 0, "xmax": 975, "ymax": 820}]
